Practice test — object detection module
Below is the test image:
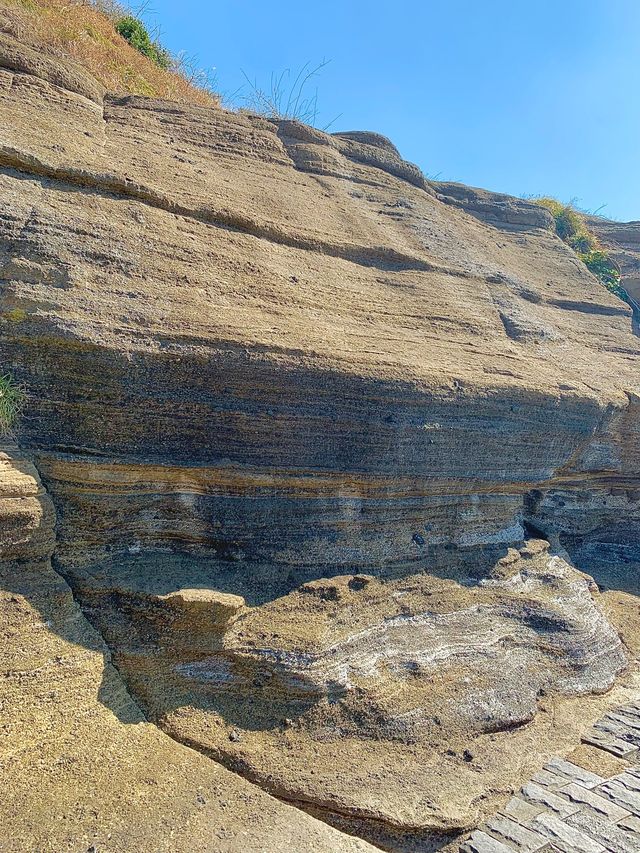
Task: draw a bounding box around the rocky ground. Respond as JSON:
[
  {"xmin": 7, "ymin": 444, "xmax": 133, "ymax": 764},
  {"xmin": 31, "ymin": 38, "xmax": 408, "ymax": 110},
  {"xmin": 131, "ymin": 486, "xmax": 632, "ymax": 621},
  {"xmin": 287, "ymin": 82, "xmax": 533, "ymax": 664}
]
[
  {"xmin": 0, "ymin": 445, "xmax": 377, "ymax": 852},
  {"xmin": 1, "ymin": 5, "xmax": 640, "ymax": 850},
  {"xmin": 461, "ymin": 691, "xmax": 640, "ymax": 852}
]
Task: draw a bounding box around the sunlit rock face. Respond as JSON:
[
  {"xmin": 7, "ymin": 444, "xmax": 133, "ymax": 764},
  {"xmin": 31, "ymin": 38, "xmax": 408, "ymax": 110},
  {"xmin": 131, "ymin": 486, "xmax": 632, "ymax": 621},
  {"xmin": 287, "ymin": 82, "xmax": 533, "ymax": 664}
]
[
  {"xmin": 222, "ymin": 549, "xmax": 624, "ymax": 708},
  {"xmin": 1, "ymin": 22, "xmax": 640, "ymax": 851},
  {"xmin": 0, "ymin": 448, "xmax": 377, "ymax": 853},
  {"xmin": 68, "ymin": 541, "xmax": 627, "ymax": 848},
  {"xmin": 589, "ymin": 215, "xmax": 640, "ymax": 313}
]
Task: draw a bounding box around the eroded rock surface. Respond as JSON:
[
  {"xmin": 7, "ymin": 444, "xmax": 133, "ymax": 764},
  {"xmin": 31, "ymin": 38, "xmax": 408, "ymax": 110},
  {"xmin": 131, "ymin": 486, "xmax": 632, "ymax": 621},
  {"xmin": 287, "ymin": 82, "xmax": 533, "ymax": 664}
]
[
  {"xmin": 71, "ymin": 542, "xmax": 630, "ymax": 848},
  {"xmin": 461, "ymin": 687, "xmax": 640, "ymax": 852},
  {"xmin": 590, "ymin": 215, "xmax": 640, "ymax": 314},
  {"xmin": 1, "ymin": 19, "xmax": 640, "ymax": 852},
  {"xmin": 0, "ymin": 446, "xmax": 374, "ymax": 852}
]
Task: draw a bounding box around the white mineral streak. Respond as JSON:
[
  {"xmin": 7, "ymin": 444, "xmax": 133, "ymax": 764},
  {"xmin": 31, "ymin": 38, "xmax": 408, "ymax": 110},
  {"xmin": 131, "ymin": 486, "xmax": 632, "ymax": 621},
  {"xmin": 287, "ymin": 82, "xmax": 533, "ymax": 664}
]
[{"xmin": 209, "ymin": 556, "xmax": 626, "ymax": 706}]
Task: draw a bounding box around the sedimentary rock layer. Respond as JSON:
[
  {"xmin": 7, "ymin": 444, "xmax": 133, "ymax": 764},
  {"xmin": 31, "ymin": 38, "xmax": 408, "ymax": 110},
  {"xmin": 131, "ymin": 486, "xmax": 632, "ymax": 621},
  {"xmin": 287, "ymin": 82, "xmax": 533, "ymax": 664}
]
[
  {"xmin": 590, "ymin": 215, "xmax": 640, "ymax": 312},
  {"xmin": 0, "ymin": 445, "xmax": 375, "ymax": 851},
  {"xmin": 1, "ymin": 20, "xmax": 640, "ymax": 851}
]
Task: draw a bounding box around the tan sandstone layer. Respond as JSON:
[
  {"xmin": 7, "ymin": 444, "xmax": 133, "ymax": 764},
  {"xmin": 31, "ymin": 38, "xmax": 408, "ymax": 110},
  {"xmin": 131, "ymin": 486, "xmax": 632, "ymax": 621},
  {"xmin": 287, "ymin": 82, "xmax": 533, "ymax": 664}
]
[
  {"xmin": 1, "ymin": 7, "xmax": 640, "ymax": 851},
  {"xmin": 0, "ymin": 445, "xmax": 376, "ymax": 852},
  {"xmin": 590, "ymin": 215, "xmax": 640, "ymax": 313}
]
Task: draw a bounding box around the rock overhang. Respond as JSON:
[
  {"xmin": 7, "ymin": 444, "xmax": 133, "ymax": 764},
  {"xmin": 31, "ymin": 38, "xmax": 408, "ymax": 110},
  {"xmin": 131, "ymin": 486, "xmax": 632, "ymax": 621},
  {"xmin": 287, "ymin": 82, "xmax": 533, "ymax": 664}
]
[{"xmin": 1, "ymin": 20, "xmax": 640, "ymax": 851}]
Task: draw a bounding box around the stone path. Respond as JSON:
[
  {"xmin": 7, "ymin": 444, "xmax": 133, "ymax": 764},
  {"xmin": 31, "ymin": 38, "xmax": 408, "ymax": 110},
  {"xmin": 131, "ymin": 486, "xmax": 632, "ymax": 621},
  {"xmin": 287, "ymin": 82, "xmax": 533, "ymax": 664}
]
[{"xmin": 460, "ymin": 701, "xmax": 640, "ymax": 852}]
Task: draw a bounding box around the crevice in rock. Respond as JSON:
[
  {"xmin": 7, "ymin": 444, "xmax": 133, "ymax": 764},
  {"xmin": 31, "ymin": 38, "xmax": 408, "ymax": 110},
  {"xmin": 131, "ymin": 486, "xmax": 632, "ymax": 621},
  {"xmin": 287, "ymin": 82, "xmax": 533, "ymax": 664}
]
[
  {"xmin": 546, "ymin": 297, "xmax": 632, "ymax": 318},
  {"xmin": 27, "ymin": 448, "xmax": 468, "ymax": 851},
  {"xmin": 22, "ymin": 441, "xmax": 637, "ymax": 852}
]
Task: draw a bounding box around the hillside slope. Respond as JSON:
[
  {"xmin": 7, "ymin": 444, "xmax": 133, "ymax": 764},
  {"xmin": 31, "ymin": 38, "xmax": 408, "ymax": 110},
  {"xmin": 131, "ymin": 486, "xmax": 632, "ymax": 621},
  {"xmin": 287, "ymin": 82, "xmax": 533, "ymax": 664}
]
[
  {"xmin": 1, "ymin": 9, "xmax": 640, "ymax": 852},
  {"xmin": 1, "ymin": 0, "xmax": 216, "ymax": 102}
]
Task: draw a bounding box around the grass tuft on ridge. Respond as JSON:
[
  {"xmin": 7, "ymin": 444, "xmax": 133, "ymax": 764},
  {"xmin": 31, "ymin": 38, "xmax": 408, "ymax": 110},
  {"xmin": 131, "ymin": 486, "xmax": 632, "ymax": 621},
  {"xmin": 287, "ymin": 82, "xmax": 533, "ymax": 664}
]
[
  {"xmin": 0, "ymin": 375, "xmax": 24, "ymax": 435},
  {"xmin": 536, "ymin": 197, "xmax": 627, "ymax": 302}
]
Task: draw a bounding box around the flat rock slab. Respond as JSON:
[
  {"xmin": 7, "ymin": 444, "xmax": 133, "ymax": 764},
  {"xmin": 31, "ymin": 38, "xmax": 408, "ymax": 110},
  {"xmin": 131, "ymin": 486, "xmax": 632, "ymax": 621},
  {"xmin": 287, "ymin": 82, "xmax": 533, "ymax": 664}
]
[
  {"xmin": 544, "ymin": 758, "xmax": 605, "ymax": 789},
  {"xmin": 460, "ymin": 831, "xmax": 519, "ymax": 853},
  {"xmin": 528, "ymin": 811, "xmax": 606, "ymax": 853},
  {"xmin": 566, "ymin": 809, "xmax": 640, "ymax": 853},
  {"xmin": 557, "ymin": 782, "xmax": 630, "ymax": 821},
  {"xmin": 485, "ymin": 814, "xmax": 549, "ymax": 850}
]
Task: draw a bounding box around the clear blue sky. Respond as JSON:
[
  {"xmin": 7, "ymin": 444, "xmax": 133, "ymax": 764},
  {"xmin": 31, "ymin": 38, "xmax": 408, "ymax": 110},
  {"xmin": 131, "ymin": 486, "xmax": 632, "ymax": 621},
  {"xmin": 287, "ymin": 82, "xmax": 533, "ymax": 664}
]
[{"xmin": 148, "ymin": 0, "xmax": 640, "ymax": 221}]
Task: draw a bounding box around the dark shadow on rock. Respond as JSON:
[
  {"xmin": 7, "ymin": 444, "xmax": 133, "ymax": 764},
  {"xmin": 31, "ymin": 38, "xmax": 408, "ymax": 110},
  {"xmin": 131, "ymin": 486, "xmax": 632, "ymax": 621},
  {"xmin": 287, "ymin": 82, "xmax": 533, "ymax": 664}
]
[
  {"xmin": 40, "ymin": 540, "xmax": 513, "ymax": 730},
  {"xmin": 561, "ymin": 531, "xmax": 640, "ymax": 598}
]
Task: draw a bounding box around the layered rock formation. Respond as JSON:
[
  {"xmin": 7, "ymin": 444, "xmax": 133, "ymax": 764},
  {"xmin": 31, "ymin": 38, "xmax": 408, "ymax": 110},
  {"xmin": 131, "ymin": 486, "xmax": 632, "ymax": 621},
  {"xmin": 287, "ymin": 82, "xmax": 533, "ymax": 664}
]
[
  {"xmin": 0, "ymin": 445, "xmax": 374, "ymax": 852},
  {"xmin": 590, "ymin": 215, "xmax": 640, "ymax": 312},
  {"xmin": 1, "ymin": 13, "xmax": 640, "ymax": 852}
]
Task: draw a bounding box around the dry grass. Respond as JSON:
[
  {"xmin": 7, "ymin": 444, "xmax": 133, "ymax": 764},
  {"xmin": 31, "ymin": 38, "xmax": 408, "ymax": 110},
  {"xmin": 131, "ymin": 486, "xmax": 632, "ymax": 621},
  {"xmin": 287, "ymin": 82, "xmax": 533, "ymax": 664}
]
[
  {"xmin": 535, "ymin": 197, "xmax": 625, "ymax": 299},
  {"xmin": 1, "ymin": 0, "xmax": 218, "ymax": 105}
]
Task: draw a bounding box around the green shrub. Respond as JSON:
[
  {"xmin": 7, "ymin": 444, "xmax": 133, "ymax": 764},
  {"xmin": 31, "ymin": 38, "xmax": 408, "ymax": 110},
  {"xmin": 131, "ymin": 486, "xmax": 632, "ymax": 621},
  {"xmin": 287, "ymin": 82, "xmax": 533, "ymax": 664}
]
[
  {"xmin": 568, "ymin": 232, "xmax": 598, "ymax": 254},
  {"xmin": 115, "ymin": 15, "xmax": 171, "ymax": 70},
  {"xmin": 535, "ymin": 197, "xmax": 625, "ymax": 301},
  {"xmin": 0, "ymin": 375, "xmax": 24, "ymax": 435},
  {"xmin": 537, "ymin": 197, "xmax": 584, "ymax": 243},
  {"xmin": 582, "ymin": 250, "xmax": 627, "ymax": 299}
]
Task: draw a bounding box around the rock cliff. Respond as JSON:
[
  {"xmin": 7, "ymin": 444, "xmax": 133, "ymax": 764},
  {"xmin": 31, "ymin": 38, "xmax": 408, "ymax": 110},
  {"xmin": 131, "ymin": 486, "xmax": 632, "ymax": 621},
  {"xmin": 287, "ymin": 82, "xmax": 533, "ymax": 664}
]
[
  {"xmin": 1, "ymin": 10, "xmax": 640, "ymax": 852},
  {"xmin": 0, "ymin": 446, "xmax": 374, "ymax": 852},
  {"xmin": 589, "ymin": 215, "xmax": 640, "ymax": 317}
]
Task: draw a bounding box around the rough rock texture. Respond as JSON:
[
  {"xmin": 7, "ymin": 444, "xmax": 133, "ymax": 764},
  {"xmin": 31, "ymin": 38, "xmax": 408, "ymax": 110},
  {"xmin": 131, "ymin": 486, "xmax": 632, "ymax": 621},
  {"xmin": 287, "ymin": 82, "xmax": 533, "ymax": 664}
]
[
  {"xmin": 0, "ymin": 445, "xmax": 376, "ymax": 851},
  {"xmin": 75, "ymin": 542, "xmax": 632, "ymax": 850},
  {"xmin": 1, "ymin": 22, "xmax": 640, "ymax": 852},
  {"xmin": 589, "ymin": 215, "xmax": 640, "ymax": 313},
  {"xmin": 460, "ymin": 681, "xmax": 640, "ymax": 852}
]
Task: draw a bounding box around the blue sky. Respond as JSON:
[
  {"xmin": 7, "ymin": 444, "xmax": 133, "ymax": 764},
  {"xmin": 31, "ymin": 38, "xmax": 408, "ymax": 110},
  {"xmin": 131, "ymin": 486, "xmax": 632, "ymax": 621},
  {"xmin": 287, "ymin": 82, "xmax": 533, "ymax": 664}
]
[{"xmin": 149, "ymin": 1, "xmax": 640, "ymax": 221}]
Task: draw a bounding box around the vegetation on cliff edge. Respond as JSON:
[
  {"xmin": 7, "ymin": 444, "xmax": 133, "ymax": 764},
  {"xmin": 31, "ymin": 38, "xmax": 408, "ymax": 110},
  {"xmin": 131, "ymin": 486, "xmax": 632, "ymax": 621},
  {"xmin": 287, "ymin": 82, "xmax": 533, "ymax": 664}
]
[
  {"xmin": 3, "ymin": 0, "xmax": 217, "ymax": 104},
  {"xmin": 114, "ymin": 14, "xmax": 171, "ymax": 70},
  {"xmin": 536, "ymin": 197, "xmax": 628, "ymax": 303}
]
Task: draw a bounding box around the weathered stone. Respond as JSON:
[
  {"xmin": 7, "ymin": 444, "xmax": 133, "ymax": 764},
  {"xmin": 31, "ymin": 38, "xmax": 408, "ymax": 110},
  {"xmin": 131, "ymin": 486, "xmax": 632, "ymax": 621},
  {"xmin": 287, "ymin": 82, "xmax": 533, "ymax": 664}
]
[
  {"xmin": 1, "ymin": 7, "xmax": 640, "ymax": 851},
  {"xmin": 606, "ymin": 711, "xmax": 640, "ymax": 732},
  {"xmin": 566, "ymin": 809, "xmax": 640, "ymax": 853},
  {"xmin": 595, "ymin": 718, "xmax": 640, "ymax": 746},
  {"xmin": 620, "ymin": 705, "xmax": 640, "ymax": 720},
  {"xmin": 460, "ymin": 830, "xmax": 518, "ymax": 853},
  {"xmin": 0, "ymin": 31, "xmax": 104, "ymax": 103},
  {"xmin": 0, "ymin": 447, "xmax": 375, "ymax": 853},
  {"xmin": 485, "ymin": 814, "xmax": 549, "ymax": 850},
  {"xmin": 614, "ymin": 771, "xmax": 640, "ymax": 793},
  {"xmin": 532, "ymin": 769, "xmax": 571, "ymax": 791},
  {"xmin": 582, "ymin": 730, "xmax": 638, "ymax": 758},
  {"xmin": 544, "ymin": 758, "xmax": 604, "ymax": 789},
  {"xmin": 556, "ymin": 782, "xmax": 630, "ymax": 821},
  {"xmin": 528, "ymin": 812, "xmax": 606, "ymax": 853},
  {"xmin": 618, "ymin": 813, "xmax": 640, "ymax": 833},
  {"xmin": 520, "ymin": 783, "xmax": 580, "ymax": 819},
  {"xmin": 502, "ymin": 798, "xmax": 545, "ymax": 824},
  {"xmin": 597, "ymin": 780, "xmax": 640, "ymax": 815}
]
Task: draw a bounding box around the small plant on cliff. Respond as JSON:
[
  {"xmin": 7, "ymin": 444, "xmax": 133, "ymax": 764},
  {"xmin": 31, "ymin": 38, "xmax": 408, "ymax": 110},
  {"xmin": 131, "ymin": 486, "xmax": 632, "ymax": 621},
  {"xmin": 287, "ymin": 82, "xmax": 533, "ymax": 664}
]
[
  {"xmin": 115, "ymin": 15, "xmax": 171, "ymax": 70},
  {"xmin": 535, "ymin": 197, "xmax": 627, "ymax": 301},
  {"xmin": 238, "ymin": 60, "xmax": 341, "ymax": 128},
  {"xmin": 0, "ymin": 375, "xmax": 24, "ymax": 435}
]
